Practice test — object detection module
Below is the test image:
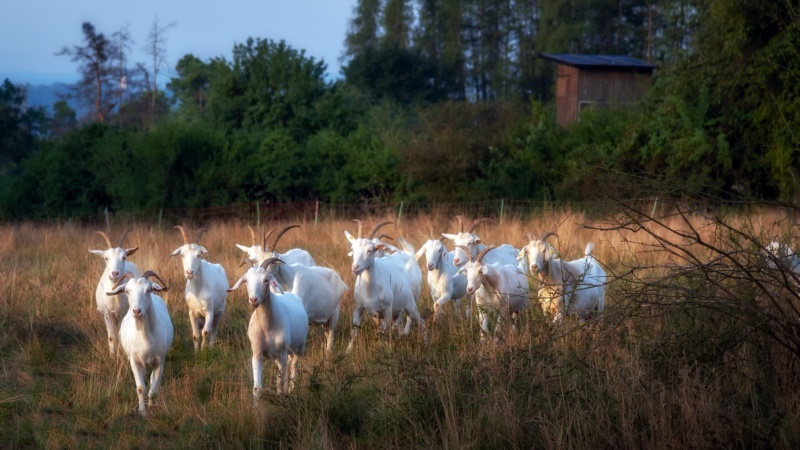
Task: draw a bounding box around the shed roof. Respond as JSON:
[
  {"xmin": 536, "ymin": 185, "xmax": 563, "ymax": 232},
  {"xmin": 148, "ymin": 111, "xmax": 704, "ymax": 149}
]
[{"xmin": 540, "ymin": 54, "xmax": 656, "ymax": 72}]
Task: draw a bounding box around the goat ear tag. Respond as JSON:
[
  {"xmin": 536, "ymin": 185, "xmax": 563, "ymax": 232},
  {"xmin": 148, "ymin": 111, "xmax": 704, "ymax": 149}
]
[{"xmin": 271, "ymin": 280, "xmax": 278, "ymax": 288}]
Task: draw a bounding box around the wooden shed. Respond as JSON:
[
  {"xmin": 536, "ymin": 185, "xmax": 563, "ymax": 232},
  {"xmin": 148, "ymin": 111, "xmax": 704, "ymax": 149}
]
[{"xmin": 539, "ymin": 54, "xmax": 656, "ymax": 127}]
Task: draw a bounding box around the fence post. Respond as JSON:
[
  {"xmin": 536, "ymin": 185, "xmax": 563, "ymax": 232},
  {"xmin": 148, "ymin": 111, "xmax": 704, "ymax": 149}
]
[
  {"xmin": 397, "ymin": 201, "xmax": 404, "ymax": 227},
  {"xmin": 104, "ymin": 206, "xmax": 110, "ymax": 232},
  {"xmin": 256, "ymin": 201, "xmax": 260, "ymax": 228},
  {"xmin": 500, "ymin": 199, "xmax": 505, "ymax": 225},
  {"xmin": 158, "ymin": 208, "xmax": 163, "ymax": 231},
  {"xmin": 651, "ymin": 197, "xmax": 659, "ymax": 217},
  {"xmin": 314, "ymin": 200, "xmax": 319, "ymax": 229}
]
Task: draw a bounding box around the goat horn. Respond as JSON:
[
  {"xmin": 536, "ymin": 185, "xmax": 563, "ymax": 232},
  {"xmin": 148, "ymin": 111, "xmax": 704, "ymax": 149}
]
[
  {"xmin": 195, "ymin": 227, "xmax": 207, "ymax": 243},
  {"xmin": 262, "ymin": 227, "xmax": 276, "ymax": 250},
  {"xmin": 239, "ymin": 256, "xmax": 254, "ymax": 268},
  {"xmin": 375, "ymin": 233, "xmax": 394, "ymax": 242},
  {"xmin": 540, "ymin": 231, "xmax": 558, "ymax": 242},
  {"xmin": 269, "ymin": 225, "xmax": 299, "ymax": 252},
  {"xmin": 118, "ymin": 229, "xmax": 132, "ymax": 247},
  {"xmin": 259, "ymin": 257, "xmax": 285, "ymax": 270},
  {"xmin": 353, "ymin": 219, "xmax": 364, "ymax": 239},
  {"xmin": 94, "ymin": 231, "xmax": 113, "ymax": 249},
  {"xmin": 476, "ymin": 245, "xmax": 496, "ymax": 263},
  {"xmin": 454, "ymin": 215, "xmax": 465, "ymax": 233},
  {"xmin": 112, "ymin": 272, "xmax": 134, "ymax": 289},
  {"xmin": 524, "ymin": 232, "xmax": 536, "ymax": 242},
  {"xmin": 142, "ymin": 271, "xmax": 168, "ymax": 290},
  {"xmin": 174, "ymin": 225, "xmax": 189, "ymax": 245},
  {"xmin": 368, "ymin": 221, "xmax": 394, "ymax": 239},
  {"xmin": 247, "ymin": 225, "xmax": 257, "ymax": 245},
  {"xmin": 455, "ymin": 245, "xmax": 473, "ymax": 263},
  {"xmin": 468, "ymin": 217, "xmax": 494, "ymax": 233}
]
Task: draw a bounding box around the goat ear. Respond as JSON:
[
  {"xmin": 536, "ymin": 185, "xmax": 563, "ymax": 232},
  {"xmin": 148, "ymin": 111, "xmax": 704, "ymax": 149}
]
[
  {"xmin": 198, "ymin": 246, "xmax": 209, "ymax": 255},
  {"xmin": 235, "ymin": 244, "xmax": 251, "ymax": 253},
  {"xmin": 106, "ymin": 284, "xmax": 127, "ymax": 296},
  {"xmin": 347, "ymin": 251, "xmax": 353, "ymax": 257},
  {"xmin": 414, "ymin": 244, "xmax": 426, "ymax": 261},
  {"xmin": 151, "ymin": 283, "xmax": 167, "ymax": 292},
  {"xmin": 375, "ymin": 243, "xmax": 387, "ymax": 252},
  {"xmin": 475, "ymin": 238, "xmax": 483, "ymax": 244},
  {"xmin": 441, "ymin": 233, "xmax": 457, "ymax": 241},
  {"xmin": 344, "ymin": 230, "xmax": 356, "ymax": 242},
  {"xmin": 89, "ymin": 249, "xmax": 105, "ymax": 256},
  {"xmin": 227, "ymin": 275, "xmax": 246, "ymax": 292},
  {"xmin": 125, "ymin": 247, "xmax": 138, "ymax": 256},
  {"xmin": 169, "ymin": 247, "xmax": 182, "ymax": 257}
]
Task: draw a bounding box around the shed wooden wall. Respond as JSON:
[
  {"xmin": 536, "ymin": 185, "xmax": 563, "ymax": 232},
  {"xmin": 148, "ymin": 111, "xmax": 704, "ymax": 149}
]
[
  {"xmin": 556, "ymin": 65, "xmax": 579, "ymax": 127},
  {"xmin": 555, "ymin": 65, "xmax": 652, "ymax": 126}
]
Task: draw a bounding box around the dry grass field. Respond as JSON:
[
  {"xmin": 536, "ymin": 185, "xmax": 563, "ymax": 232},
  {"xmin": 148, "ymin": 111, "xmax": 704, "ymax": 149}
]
[{"xmin": 1, "ymin": 205, "xmax": 800, "ymax": 448}]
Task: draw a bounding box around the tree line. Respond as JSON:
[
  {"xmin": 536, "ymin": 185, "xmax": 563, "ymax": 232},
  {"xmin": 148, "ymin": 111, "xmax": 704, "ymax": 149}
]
[{"xmin": 1, "ymin": 0, "xmax": 799, "ymax": 220}]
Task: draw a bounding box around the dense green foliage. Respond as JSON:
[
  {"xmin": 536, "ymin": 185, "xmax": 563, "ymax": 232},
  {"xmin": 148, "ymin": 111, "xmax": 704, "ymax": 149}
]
[{"xmin": 1, "ymin": 0, "xmax": 799, "ymax": 220}]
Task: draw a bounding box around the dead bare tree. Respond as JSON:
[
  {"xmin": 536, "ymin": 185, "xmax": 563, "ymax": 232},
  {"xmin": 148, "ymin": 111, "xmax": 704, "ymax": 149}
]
[{"xmin": 143, "ymin": 16, "xmax": 176, "ymax": 125}]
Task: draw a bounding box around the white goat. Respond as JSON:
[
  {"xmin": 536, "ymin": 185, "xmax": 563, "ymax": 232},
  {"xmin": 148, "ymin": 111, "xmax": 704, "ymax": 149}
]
[
  {"xmin": 236, "ymin": 225, "xmax": 315, "ymax": 267},
  {"xmin": 415, "ymin": 238, "xmax": 469, "ymax": 318},
  {"xmin": 442, "ymin": 215, "xmax": 521, "ymax": 269},
  {"xmin": 228, "ymin": 258, "xmax": 309, "ymax": 398},
  {"xmin": 170, "ymin": 226, "xmax": 229, "ymax": 351},
  {"xmin": 353, "ymin": 220, "xmax": 422, "ymax": 302},
  {"xmin": 89, "ymin": 230, "xmax": 141, "ymax": 355},
  {"xmin": 260, "ymin": 256, "xmax": 347, "ymax": 354},
  {"xmin": 764, "ymin": 240, "xmax": 800, "ymax": 274},
  {"xmin": 108, "ymin": 271, "xmax": 174, "ymax": 416},
  {"xmin": 344, "ymin": 221, "xmax": 425, "ymax": 353},
  {"xmin": 458, "ymin": 246, "xmax": 530, "ymax": 339},
  {"xmin": 519, "ymin": 232, "xmax": 606, "ymax": 323}
]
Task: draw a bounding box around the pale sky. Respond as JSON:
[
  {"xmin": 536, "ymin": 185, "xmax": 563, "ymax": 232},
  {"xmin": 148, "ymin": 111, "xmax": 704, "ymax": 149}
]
[{"xmin": 1, "ymin": 0, "xmax": 357, "ymax": 85}]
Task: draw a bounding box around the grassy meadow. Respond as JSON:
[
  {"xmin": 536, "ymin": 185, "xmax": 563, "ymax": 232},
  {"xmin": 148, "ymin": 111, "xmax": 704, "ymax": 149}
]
[{"xmin": 1, "ymin": 206, "xmax": 800, "ymax": 448}]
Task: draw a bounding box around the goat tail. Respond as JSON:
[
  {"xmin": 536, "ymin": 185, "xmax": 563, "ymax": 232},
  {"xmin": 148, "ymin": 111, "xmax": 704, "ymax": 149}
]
[{"xmin": 396, "ymin": 237, "xmax": 416, "ymax": 257}]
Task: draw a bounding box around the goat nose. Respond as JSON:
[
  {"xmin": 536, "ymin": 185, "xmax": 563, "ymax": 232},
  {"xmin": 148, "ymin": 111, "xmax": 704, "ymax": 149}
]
[
  {"xmin": 111, "ymin": 271, "xmax": 119, "ymax": 278},
  {"xmin": 427, "ymin": 264, "xmax": 434, "ymax": 271},
  {"xmin": 133, "ymin": 308, "xmax": 141, "ymax": 315}
]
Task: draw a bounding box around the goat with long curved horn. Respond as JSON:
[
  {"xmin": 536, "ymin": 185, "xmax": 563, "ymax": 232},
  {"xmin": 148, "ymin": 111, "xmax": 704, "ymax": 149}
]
[
  {"xmin": 353, "ymin": 219, "xmax": 364, "ymax": 239},
  {"xmin": 118, "ymin": 229, "xmax": 133, "ymax": 248},
  {"xmin": 368, "ymin": 221, "xmax": 394, "ymax": 239},
  {"xmin": 268, "ymin": 225, "xmax": 300, "ymax": 253},
  {"xmin": 468, "ymin": 218, "xmax": 495, "ymax": 233},
  {"xmin": 475, "ymin": 245, "xmax": 496, "ymax": 263},
  {"xmin": 174, "ymin": 225, "xmax": 189, "ymax": 245},
  {"xmin": 95, "ymin": 231, "xmax": 113, "ymax": 249},
  {"xmin": 260, "ymin": 257, "xmax": 285, "ymax": 270},
  {"xmin": 247, "ymin": 225, "xmax": 257, "ymax": 245},
  {"xmin": 262, "ymin": 227, "xmax": 276, "ymax": 250},
  {"xmin": 141, "ymin": 271, "xmax": 169, "ymax": 290},
  {"xmin": 539, "ymin": 231, "xmax": 558, "ymax": 242}
]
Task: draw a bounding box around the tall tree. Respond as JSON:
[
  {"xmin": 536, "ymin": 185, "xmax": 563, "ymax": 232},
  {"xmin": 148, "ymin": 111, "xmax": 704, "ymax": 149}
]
[
  {"xmin": 111, "ymin": 24, "xmax": 134, "ymax": 126},
  {"xmin": 382, "ymin": 0, "xmax": 414, "ymax": 49},
  {"xmin": 168, "ymin": 54, "xmax": 212, "ymax": 118},
  {"xmin": 0, "ymin": 80, "xmax": 46, "ymax": 174},
  {"xmin": 343, "ymin": 0, "xmax": 382, "ymax": 63},
  {"xmin": 57, "ymin": 22, "xmax": 118, "ymax": 123},
  {"xmin": 143, "ymin": 16, "xmax": 177, "ymax": 125}
]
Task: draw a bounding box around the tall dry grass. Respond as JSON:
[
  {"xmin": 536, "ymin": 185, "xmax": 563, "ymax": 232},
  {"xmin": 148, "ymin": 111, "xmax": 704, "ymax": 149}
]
[{"xmin": 1, "ymin": 207, "xmax": 799, "ymax": 448}]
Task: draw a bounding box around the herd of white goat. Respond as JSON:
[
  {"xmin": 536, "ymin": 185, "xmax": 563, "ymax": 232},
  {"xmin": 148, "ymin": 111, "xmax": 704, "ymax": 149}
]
[{"xmin": 89, "ymin": 217, "xmax": 609, "ymax": 416}]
